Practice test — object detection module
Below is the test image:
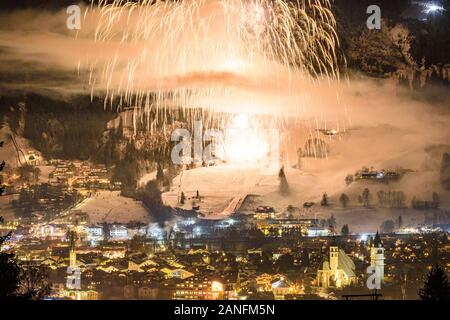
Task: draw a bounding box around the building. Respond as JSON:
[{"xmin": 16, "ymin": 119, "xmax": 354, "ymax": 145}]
[
  {"xmin": 370, "ymin": 232, "xmax": 385, "ymax": 284},
  {"xmin": 101, "ymin": 245, "xmax": 126, "ymax": 259},
  {"xmin": 307, "ymin": 227, "xmax": 331, "ymax": 237},
  {"xmin": 316, "ymin": 246, "xmax": 356, "ymax": 288},
  {"xmin": 138, "ymin": 286, "xmax": 159, "ymax": 300},
  {"xmin": 35, "ymin": 223, "xmax": 67, "ymax": 239},
  {"xmin": 161, "ymin": 268, "xmax": 194, "ymax": 280},
  {"xmin": 25, "ymin": 152, "xmax": 42, "ymax": 166},
  {"xmin": 271, "ymin": 277, "xmax": 297, "ymax": 300},
  {"xmin": 173, "ymin": 277, "xmax": 226, "ymax": 300},
  {"xmin": 87, "ymin": 224, "xmax": 103, "ymax": 242},
  {"xmin": 62, "ymin": 290, "xmax": 99, "ymax": 300},
  {"xmin": 67, "ymin": 230, "xmax": 78, "ymax": 269},
  {"xmin": 127, "ymin": 253, "xmax": 158, "ymax": 272},
  {"xmin": 88, "ymin": 224, "xmax": 103, "ymax": 237},
  {"xmin": 257, "ymin": 218, "xmax": 318, "ymax": 236},
  {"xmin": 110, "ymin": 225, "xmax": 129, "ymax": 241}
]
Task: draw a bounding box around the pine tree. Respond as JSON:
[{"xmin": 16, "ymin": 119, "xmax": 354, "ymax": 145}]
[
  {"xmin": 345, "ymin": 174, "xmax": 353, "ymax": 186},
  {"xmin": 397, "ymin": 215, "xmax": 403, "ymax": 229},
  {"xmin": 339, "ymin": 193, "xmax": 350, "ymax": 208},
  {"xmin": 180, "ymin": 192, "xmax": 186, "ymax": 205},
  {"xmin": 0, "ymin": 238, "xmax": 21, "ymax": 299},
  {"xmin": 156, "ymin": 162, "xmax": 164, "ymax": 182},
  {"xmin": 278, "ymin": 166, "xmax": 290, "ymax": 195},
  {"xmin": 362, "ymin": 188, "xmax": 371, "ymax": 207},
  {"xmin": 102, "ymin": 222, "xmax": 111, "ymax": 242},
  {"xmin": 0, "ymin": 141, "xmax": 21, "ymax": 299},
  {"xmin": 432, "ymin": 192, "xmax": 440, "ymax": 208},
  {"xmin": 321, "ymin": 193, "xmax": 329, "ymax": 206},
  {"xmin": 419, "ymin": 265, "xmax": 450, "ymax": 300},
  {"xmin": 327, "ymin": 214, "xmax": 337, "ymax": 233},
  {"xmin": 117, "ymin": 117, "xmax": 124, "ymax": 137},
  {"xmin": 341, "ymin": 224, "xmax": 350, "ymax": 235}
]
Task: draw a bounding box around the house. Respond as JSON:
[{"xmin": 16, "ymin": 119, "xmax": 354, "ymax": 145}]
[
  {"xmin": 25, "ymin": 152, "xmax": 42, "ymax": 166},
  {"xmin": 127, "ymin": 223, "xmax": 148, "ymax": 238},
  {"xmin": 97, "ymin": 259, "xmax": 128, "ymax": 273},
  {"xmin": 63, "ymin": 289, "xmax": 99, "ymax": 300},
  {"xmin": 123, "ymin": 285, "xmax": 136, "ymax": 299},
  {"xmin": 76, "ymin": 253, "xmax": 101, "ymax": 269},
  {"xmin": 127, "ymin": 253, "xmax": 158, "ymax": 272},
  {"xmin": 307, "ymin": 227, "xmax": 331, "ymax": 237},
  {"xmin": 173, "ymin": 277, "xmax": 228, "ymax": 300},
  {"xmin": 160, "ymin": 268, "xmax": 194, "ymax": 280},
  {"xmin": 41, "ymin": 257, "xmax": 65, "ymax": 270},
  {"xmin": 110, "ymin": 225, "xmax": 129, "ymax": 241},
  {"xmin": 87, "ymin": 224, "xmax": 103, "ymax": 241},
  {"xmin": 271, "ymin": 277, "xmax": 297, "ymax": 300},
  {"xmin": 256, "ymin": 273, "xmax": 275, "ymax": 292},
  {"xmin": 138, "ymin": 286, "xmax": 159, "ymax": 300},
  {"xmin": 35, "ymin": 224, "xmax": 66, "ymax": 239},
  {"xmin": 101, "ymin": 245, "xmax": 126, "ymax": 259}
]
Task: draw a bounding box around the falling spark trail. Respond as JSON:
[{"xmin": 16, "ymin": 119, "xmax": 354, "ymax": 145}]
[{"xmin": 80, "ymin": 0, "xmax": 346, "ymax": 161}]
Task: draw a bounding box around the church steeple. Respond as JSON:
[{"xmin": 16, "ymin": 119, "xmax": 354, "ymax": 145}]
[
  {"xmin": 370, "ymin": 231, "xmax": 385, "ymax": 284},
  {"xmin": 67, "ymin": 229, "xmax": 78, "ymax": 268},
  {"xmin": 373, "ymin": 231, "xmax": 382, "ymax": 247}
]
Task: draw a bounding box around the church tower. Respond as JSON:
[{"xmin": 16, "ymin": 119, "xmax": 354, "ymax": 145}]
[
  {"xmin": 69, "ymin": 246, "xmax": 77, "ymax": 268},
  {"xmin": 68, "ymin": 230, "xmax": 77, "ymax": 268},
  {"xmin": 370, "ymin": 232, "xmax": 385, "ymax": 283},
  {"xmin": 330, "ymin": 246, "xmax": 339, "ymax": 271}
]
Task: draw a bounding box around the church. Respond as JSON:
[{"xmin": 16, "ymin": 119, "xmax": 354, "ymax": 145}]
[{"xmin": 316, "ymin": 245, "xmax": 356, "ymax": 288}]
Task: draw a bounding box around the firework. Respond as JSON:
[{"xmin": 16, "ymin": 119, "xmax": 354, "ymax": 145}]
[{"xmin": 81, "ymin": 0, "xmax": 342, "ymax": 133}]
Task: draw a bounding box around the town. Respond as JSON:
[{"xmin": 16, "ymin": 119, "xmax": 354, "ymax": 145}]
[
  {"xmin": 1, "ymin": 0, "xmax": 449, "ymax": 306},
  {"xmin": 1, "ymin": 156, "xmax": 448, "ymax": 300}
]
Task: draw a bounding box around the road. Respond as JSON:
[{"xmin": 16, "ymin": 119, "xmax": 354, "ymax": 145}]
[{"xmin": 217, "ymin": 194, "xmax": 247, "ymax": 217}]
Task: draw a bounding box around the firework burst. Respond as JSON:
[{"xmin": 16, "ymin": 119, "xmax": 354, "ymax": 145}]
[{"xmin": 81, "ymin": 0, "xmax": 342, "ymax": 132}]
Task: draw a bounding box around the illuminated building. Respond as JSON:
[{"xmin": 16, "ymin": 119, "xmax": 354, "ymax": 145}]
[
  {"xmin": 316, "ymin": 246, "xmax": 356, "ymax": 288},
  {"xmin": 101, "ymin": 245, "xmax": 126, "ymax": 259},
  {"xmin": 127, "ymin": 253, "xmax": 158, "ymax": 272},
  {"xmin": 256, "ymin": 273, "xmax": 275, "ymax": 292},
  {"xmin": 68, "ymin": 230, "xmax": 78, "ymax": 269},
  {"xmin": 137, "ymin": 286, "xmax": 159, "ymax": 300},
  {"xmin": 173, "ymin": 277, "xmax": 226, "ymax": 300},
  {"xmin": 370, "ymin": 232, "xmax": 385, "ymax": 284},
  {"xmin": 62, "ymin": 290, "xmax": 99, "ymax": 300},
  {"xmin": 110, "ymin": 225, "xmax": 129, "ymax": 241},
  {"xmin": 33, "ymin": 224, "xmax": 67, "ymax": 239},
  {"xmin": 161, "ymin": 268, "xmax": 194, "ymax": 280},
  {"xmin": 271, "ymin": 277, "xmax": 298, "ymax": 300},
  {"xmin": 307, "ymin": 227, "xmax": 331, "ymax": 237},
  {"xmin": 257, "ymin": 218, "xmax": 318, "ymax": 236},
  {"xmin": 25, "ymin": 152, "xmax": 42, "ymax": 166},
  {"xmin": 87, "ymin": 224, "xmax": 103, "ymax": 241}
]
